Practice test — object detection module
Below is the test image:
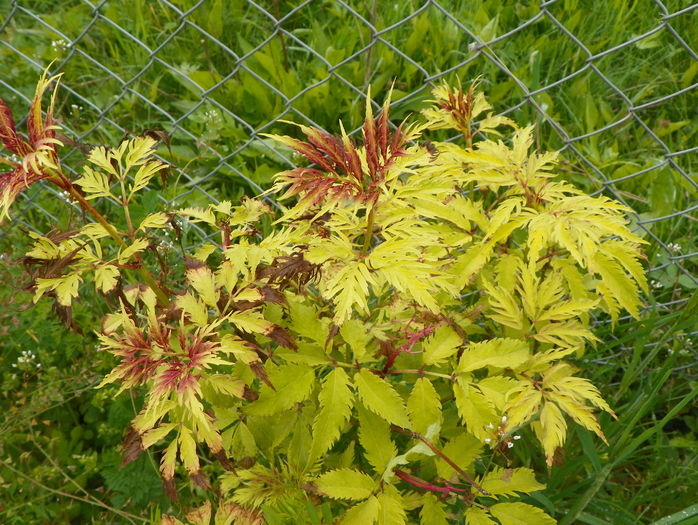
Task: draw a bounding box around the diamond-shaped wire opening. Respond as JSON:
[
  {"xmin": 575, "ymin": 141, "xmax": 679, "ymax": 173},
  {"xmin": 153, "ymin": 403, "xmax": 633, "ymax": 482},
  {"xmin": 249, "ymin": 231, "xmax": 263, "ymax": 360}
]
[{"xmin": 546, "ymin": 0, "xmax": 665, "ymax": 53}]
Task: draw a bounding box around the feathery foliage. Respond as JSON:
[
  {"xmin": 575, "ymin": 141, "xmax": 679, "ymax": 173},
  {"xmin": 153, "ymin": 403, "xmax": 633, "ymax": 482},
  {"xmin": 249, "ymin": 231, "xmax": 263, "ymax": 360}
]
[{"xmin": 1, "ymin": 74, "xmax": 650, "ymax": 524}]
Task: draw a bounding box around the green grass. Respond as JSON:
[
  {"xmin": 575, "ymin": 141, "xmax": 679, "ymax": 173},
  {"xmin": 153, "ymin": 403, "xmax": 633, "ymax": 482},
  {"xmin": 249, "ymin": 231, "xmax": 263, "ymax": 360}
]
[{"xmin": 1, "ymin": 0, "xmax": 696, "ymax": 522}]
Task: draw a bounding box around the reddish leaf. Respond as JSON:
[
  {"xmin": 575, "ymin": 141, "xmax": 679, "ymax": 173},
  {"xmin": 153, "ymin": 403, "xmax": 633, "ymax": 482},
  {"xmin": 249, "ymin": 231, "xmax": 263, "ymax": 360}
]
[
  {"xmin": 0, "ymin": 99, "xmax": 30, "ymax": 156},
  {"xmin": 260, "ymin": 286, "xmax": 285, "ymax": 304},
  {"xmin": 377, "ymin": 97, "xmax": 391, "ymax": 160},
  {"xmin": 242, "ymin": 385, "xmax": 259, "ymax": 401},
  {"xmin": 119, "ymin": 427, "xmax": 144, "ymax": 468},
  {"xmin": 266, "ymin": 325, "xmax": 296, "ymax": 350},
  {"xmin": 238, "ymin": 457, "xmax": 256, "ymax": 469},
  {"xmin": 213, "ymin": 449, "xmax": 236, "ymax": 472},
  {"xmin": 27, "ymin": 73, "xmax": 60, "ymax": 146},
  {"xmin": 363, "ymin": 96, "xmax": 378, "ymax": 179},
  {"xmin": 250, "ymin": 361, "xmax": 274, "ymax": 391},
  {"xmin": 324, "ymin": 323, "xmax": 340, "ymax": 350},
  {"xmin": 190, "ymin": 469, "xmax": 211, "ymax": 490},
  {"xmin": 162, "ymin": 477, "xmax": 178, "ymax": 502}
]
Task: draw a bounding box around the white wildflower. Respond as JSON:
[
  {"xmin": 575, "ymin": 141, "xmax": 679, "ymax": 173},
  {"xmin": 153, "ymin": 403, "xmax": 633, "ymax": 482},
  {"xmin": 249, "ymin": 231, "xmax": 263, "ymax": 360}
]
[{"xmin": 51, "ymin": 39, "xmax": 69, "ymax": 53}]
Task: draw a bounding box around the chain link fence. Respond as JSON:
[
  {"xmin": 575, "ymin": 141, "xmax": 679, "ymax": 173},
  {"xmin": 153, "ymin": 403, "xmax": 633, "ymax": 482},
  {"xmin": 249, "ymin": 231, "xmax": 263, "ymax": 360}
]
[{"xmin": 1, "ymin": 0, "xmax": 696, "ymax": 323}]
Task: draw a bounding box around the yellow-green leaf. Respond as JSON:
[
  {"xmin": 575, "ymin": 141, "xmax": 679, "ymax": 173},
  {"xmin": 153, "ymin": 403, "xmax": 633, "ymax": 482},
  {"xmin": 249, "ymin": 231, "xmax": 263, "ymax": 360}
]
[
  {"xmin": 340, "ymin": 318, "xmax": 372, "ymax": 362},
  {"xmin": 457, "ymin": 339, "xmax": 529, "ymax": 373},
  {"xmin": 228, "ymin": 310, "xmax": 274, "ymax": 334},
  {"xmin": 178, "ymin": 427, "xmax": 199, "ymax": 474},
  {"xmin": 357, "ymin": 404, "xmax": 396, "ymax": 474},
  {"xmin": 95, "ymin": 265, "xmax": 120, "ymax": 294},
  {"xmin": 533, "ymin": 401, "xmax": 567, "ymax": 467},
  {"xmin": 453, "ymin": 381, "xmax": 497, "ymax": 440},
  {"xmin": 205, "ymin": 374, "xmax": 246, "ymax": 399},
  {"xmin": 435, "ymin": 431, "xmax": 482, "ymax": 481},
  {"xmin": 289, "ymin": 295, "xmax": 330, "ymax": 345},
  {"xmin": 376, "ymin": 485, "xmax": 406, "ymax": 525},
  {"xmin": 130, "ymin": 159, "xmax": 165, "ymax": 196},
  {"xmin": 489, "ymin": 502, "xmax": 556, "ymax": 525},
  {"xmin": 247, "ymin": 364, "xmax": 315, "ymax": 416},
  {"xmin": 354, "ymin": 369, "xmax": 411, "ymax": 429},
  {"xmin": 549, "ymin": 393, "xmax": 605, "ymax": 441},
  {"xmin": 187, "ymin": 266, "xmax": 219, "ymax": 307},
  {"xmin": 316, "ymin": 469, "xmax": 375, "ymax": 500},
  {"xmin": 420, "ymin": 493, "xmax": 449, "ymax": 525},
  {"xmin": 482, "ymin": 276, "xmax": 525, "ymax": 330},
  {"xmin": 141, "ymin": 423, "xmax": 176, "ymax": 449},
  {"xmin": 342, "ymin": 495, "xmax": 379, "ymax": 525},
  {"xmin": 74, "ymin": 165, "xmax": 114, "ymax": 199},
  {"xmin": 118, "ymin": 238, "xmax": 149, "ymax": 264},
  {"xmin": 124, "ymin": 136, "xmax": 157, "ymax": 167},
  {"xmin": 480, "ymin": 467, "xmax": 545, "ymax": 497},
  {"xmin": 160, "ymin": 437, "xmax": 179, "ymax": 480},
  {"xmin": 34, "ymin": 273, "xmax": 82, "ymax": 306},
  {"xmin": 422, "ymin": 325, "xmax": 461, "ymax": 366},
  {"xmin": 230, "ymin": 422, "xmax": 257, "ymax": 458},
  {"xmin": 326, "ymin": 261, "xmax": 374, "ymax": 324},
  {"xmin": 178, "ymin": 206, "xmax": 216, "ymax": 225},
  {"xmin": 218, "ymin": 335, "xmax": 258, "ymax": 364},
  {"xmin": 138, "ymin": 212, "xmax": 169, "ymax": 230},
  {"xmin": 407, "ymin": 378, "xmax": 442, "ymax": 435},
  {"xmin": 592, "ymin": 251, "xmax": 640, "ymax": 318},
  {"xmin": 87, "ymin": 145, "xmax": 118, "ymax": 176},
  {"xmin": 465, "ymin": 507, "xmax": 497, "ymax": 525},
  {"xmin": 537, "ymin": 298, "xmax": 598, "ymax": 322},
  {"xmin": 549, "ymin": 373, "xmax": 615, "ymax": 417},
  {"xmin": 532, "ymin": 320, "xmax": 599, "ymax": 348},
  {"xmin": 504, "ymin": 384, "xmax": 542, "ymax": 429},
  {"xmin": 311, "ymin": 368, "xmax": 354, "ymax": 457},
  {"xmin": 176, "ymin": 292, "xmax": 209, "ymax": 327}
]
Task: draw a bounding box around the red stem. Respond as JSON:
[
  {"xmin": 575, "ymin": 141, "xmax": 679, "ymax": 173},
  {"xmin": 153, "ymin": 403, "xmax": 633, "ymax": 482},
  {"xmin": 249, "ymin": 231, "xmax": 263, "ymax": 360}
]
[
  {"xmin": 391, "ymin": 426, "xmax": 490, "ymax": 496},
  {"xmin": 394, "ymin": 469, "xmax": 469, "ymax": 496},
  {"xmin": 382, "ymin": 320, "xmax": 446, "ymax": 374}
]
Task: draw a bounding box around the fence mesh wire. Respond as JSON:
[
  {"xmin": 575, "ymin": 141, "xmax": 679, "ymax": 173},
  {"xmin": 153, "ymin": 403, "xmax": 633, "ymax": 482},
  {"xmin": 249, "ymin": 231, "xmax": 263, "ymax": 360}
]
[{"xmin": 1, "ymin": 0, "xmax": 696, "ymax": 324}]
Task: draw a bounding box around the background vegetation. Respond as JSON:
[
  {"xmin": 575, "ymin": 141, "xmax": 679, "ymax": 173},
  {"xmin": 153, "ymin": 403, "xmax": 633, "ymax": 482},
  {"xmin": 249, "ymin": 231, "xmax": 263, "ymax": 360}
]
[{"xmin": 0, "ymin": 0, "xmax": 696, "ymax": 523}]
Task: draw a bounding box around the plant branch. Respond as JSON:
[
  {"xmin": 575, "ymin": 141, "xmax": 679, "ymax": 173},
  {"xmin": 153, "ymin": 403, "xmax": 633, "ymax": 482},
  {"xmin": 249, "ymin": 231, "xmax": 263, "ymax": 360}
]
[
  {"xmin": 51, "ymin": 171, "xmax": 169, "ymax": 306},
  {"xmin": 361, "ymin": 204, "xmax": 376, "ymax": 254},
  {"xmin": 394, "ymin": 468, "xmax": 470, "ymax": 496},
  {"xmin": 119, "ymin": 177, "xmax": 135, "ymax": 237},
  {"xmin": 391, "ymin": 426, "xmax": 490, "ymax": 496}
]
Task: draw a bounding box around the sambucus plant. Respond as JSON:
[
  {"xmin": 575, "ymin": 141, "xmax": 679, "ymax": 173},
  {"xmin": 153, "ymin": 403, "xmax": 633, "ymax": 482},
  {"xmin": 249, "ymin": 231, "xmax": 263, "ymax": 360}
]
[{"xmin": 1, "ymin": 73, "xmax": 648, "ymax": 524}]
